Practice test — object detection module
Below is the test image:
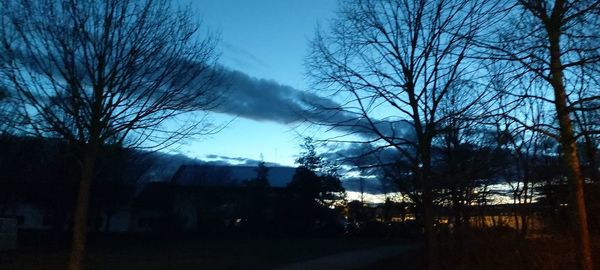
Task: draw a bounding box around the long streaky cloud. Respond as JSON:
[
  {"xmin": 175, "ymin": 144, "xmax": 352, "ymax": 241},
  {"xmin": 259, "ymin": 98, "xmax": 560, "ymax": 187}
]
[
  {"xmin": 215, "ymin": 68, "xmax": 414, "ymax": 141},
  {"xmin": 214, "ymin": 69, "xmax": 309, "ymax": 124}
]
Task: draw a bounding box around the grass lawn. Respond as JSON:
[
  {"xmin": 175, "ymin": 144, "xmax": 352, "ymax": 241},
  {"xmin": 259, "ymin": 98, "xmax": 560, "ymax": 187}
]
[
  {"xmin": 357, "ymin": 233, "xmax": 600, "ymax": 270},
  {"xmin": 0, "ymin": 234, "xmax": 405, "ymax": 270}
]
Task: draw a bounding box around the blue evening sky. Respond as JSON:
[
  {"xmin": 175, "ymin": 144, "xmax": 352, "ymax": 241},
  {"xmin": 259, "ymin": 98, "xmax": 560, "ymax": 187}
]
[{"xmin": 177, "ymin": 0, "xmax": 338, "ymax": 166}]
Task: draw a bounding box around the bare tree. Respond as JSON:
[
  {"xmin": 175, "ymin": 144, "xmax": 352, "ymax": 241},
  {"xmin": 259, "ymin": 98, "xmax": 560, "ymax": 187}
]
[
  {"xmin": 494, "ymin": 97, "xmax": 549, "ymax": 237},
  {"xmin": 435, "ymin": 99, "xmax": 504, "ymax": 243},
  {"xmin": 480, "ymin": 1, "xmax": 600, "ymax": 269},
  {"xmin": 306, "ymin": 0, "xmax": 504, "ymax": 268},
  {"xmin": 0, "ymin": 1, "xmax": 222, "ymax": 269},
  {"xmin": 0, "ymin": 83, "xmax": 12, "ymax": 133},
  {"xmin": 0, "ymin": 20, "xmax": 19, "ymax": 134},
  {"xmin": 572, "ymin": 76, "xmax": 600, "ymax": 184}
]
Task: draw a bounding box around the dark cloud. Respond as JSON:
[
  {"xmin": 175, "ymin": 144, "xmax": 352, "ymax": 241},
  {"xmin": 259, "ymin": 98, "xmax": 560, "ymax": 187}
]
[
  {"xmin": 204, "ymin": 153, "xmax": 280, "ymax": 167},
  {"xmin": 342, "ymin": 176, "xmax": 393, "ymax": 194},
  {"xmin": 215, "ymin": 68, "xmax": 415, "ymax": 143},
  {"xmin": 205, "ymin": 154, "xmax": 247, "ymax": 162},
  {"xmin": 4, "ymin": 43, "xmax": 415, "ymax": 144},
  {"xmin": 215, "ymin": 69, "xmax": 314, "ymax": 124},
  {"xmin": 319, "ymin": 143, "xmax": 408, "ymax": 193},
  {"xmin": 323, "ymin": 142, "xmax": 407, "ymax": 169}
]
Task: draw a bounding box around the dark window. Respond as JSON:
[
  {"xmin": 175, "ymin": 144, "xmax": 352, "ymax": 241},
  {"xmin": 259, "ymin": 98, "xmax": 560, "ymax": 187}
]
[
  {"xmin": 42, "ymin": 216, "xmax": 53, "ymax": 226},
  {"xmin": 16, "ymin": 216, "xmax": 25, "ymax": 226},
  {"xmin": 87, "ymin": 217, "xmax": 103, "ymax": 227},
  {"xmin": 138, "ymin": 218, "xmax": 150, "ymax": 228}
]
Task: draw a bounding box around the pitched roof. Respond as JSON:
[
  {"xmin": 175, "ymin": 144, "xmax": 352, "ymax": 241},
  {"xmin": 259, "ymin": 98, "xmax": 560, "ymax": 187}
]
[{"xmin": 171, "ymin": 165, "xmax": 296, "ymax": 187}]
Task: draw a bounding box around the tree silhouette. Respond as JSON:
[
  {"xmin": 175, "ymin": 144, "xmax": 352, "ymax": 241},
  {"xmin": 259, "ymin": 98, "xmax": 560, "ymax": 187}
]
[
  {"xmin": 306, "ymin": 1, "xmax": 502, "ymax": 267},
  {"xmin": 479, "ymin": 1, "xmax": 600, "ymax": 268},
  {"xmin": 283, "ymin": 138, "xmax": 345, "ymax": 233},
  {"xmin": 245, "ymin": 160, "xmax": 270, "ymax": 188},
  {"xmin": 291, "ymin": 138, "xmax": 345, "ymax": 206},
  {"xmin": 0, "ymin": 1, "xmax": 222, "ymax": 269},
  {"xmin": 296, "ymin": 137, "xmax": 324, "ymax": 172}
]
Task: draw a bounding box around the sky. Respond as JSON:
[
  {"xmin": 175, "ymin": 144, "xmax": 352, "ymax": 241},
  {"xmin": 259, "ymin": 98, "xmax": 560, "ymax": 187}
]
[{"xmin": 175, "ymin": 0, "xmax": 339, "ymax": 166}]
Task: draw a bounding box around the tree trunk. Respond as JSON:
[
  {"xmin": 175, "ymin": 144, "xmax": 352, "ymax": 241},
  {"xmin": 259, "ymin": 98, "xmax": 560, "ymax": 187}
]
[
  {"xmin": 420, "ymin": 145, "xmax": 439, "ymax": 270},
  {"xmin": 68, "ymin": 152, "xmax": 96, "ymax": 270},
  {"xmin": 520, "ymin": 213, "xmax": 529, "ymax": 236},
  {"xmin": 583, "ymin": 136, "xmax": 599, "ymax": 183},
  {"xmin": 520, "ymin": 184, "xmax": 530, "ymax": 238},
  {"xmin": 105, "ymin": 212, "xmax": 112, "ymax": 233},
  {"xmin": 422, "ymin": 194, "xmax": 438, "ymax": 270},
  {"xmin": 451, "ymin": 185, "xmax": 465, "ymax": 249},
  {"xmin": 547, "ymin": 21, "xmax": 594, "ymax": 270}
]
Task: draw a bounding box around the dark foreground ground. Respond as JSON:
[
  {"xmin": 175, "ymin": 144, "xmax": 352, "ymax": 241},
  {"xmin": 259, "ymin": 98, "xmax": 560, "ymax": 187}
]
[
  {"xmin": 274, "ymin": 244, "xmax": 420, "ymax": 270},
  {"xmin": 0, "ymin": 232, "xmax": 415, "ymax": 270},
  {"xmin": 358, "ymin": 232, "xmax": 600, "ymax": 270}
]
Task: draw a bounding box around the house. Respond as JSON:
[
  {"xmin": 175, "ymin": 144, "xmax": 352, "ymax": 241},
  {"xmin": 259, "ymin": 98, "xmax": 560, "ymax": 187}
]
[
  {"xmin": 170, "ymin": 164, "xmax": 296, "ymax": 187},
  {"xmin": 0, "ymin": 163, "xmax": 297, "ymax": 233},
  {"xmin": 129, "ymin": 165, "xmax": 296, "ymax": 232}
]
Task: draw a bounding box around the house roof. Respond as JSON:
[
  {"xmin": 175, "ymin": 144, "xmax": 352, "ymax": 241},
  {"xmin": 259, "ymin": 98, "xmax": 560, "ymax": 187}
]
[{"xmin": 170, "ymin": 165, "xmax": 296, "ymax": 187}]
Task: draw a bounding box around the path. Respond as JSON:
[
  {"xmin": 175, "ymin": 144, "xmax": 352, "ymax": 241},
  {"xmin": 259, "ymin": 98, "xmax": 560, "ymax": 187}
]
[{"xmin": 272, "ymin": 244, "xmax": 419, "ymax": 270}]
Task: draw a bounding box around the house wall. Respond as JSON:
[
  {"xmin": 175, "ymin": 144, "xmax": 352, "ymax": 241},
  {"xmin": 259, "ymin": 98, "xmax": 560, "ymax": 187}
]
[
  {"xmin": 0, "ymin": 218, "xmax": 18, "ymax": 251},
  {"xmin": 2, "ymin": 204, "xmax": 52, "ymax": 230},
  {"xmin": 172, "ymin": 191, "xmax": 199, "ymax": 232},
  {"xmin": 104, "ymin": 209, "xmax": 131, "ymax": 233},
  {"xmin": 1, "ymin": 203, "xmax": 141, "ymax": 233}
]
